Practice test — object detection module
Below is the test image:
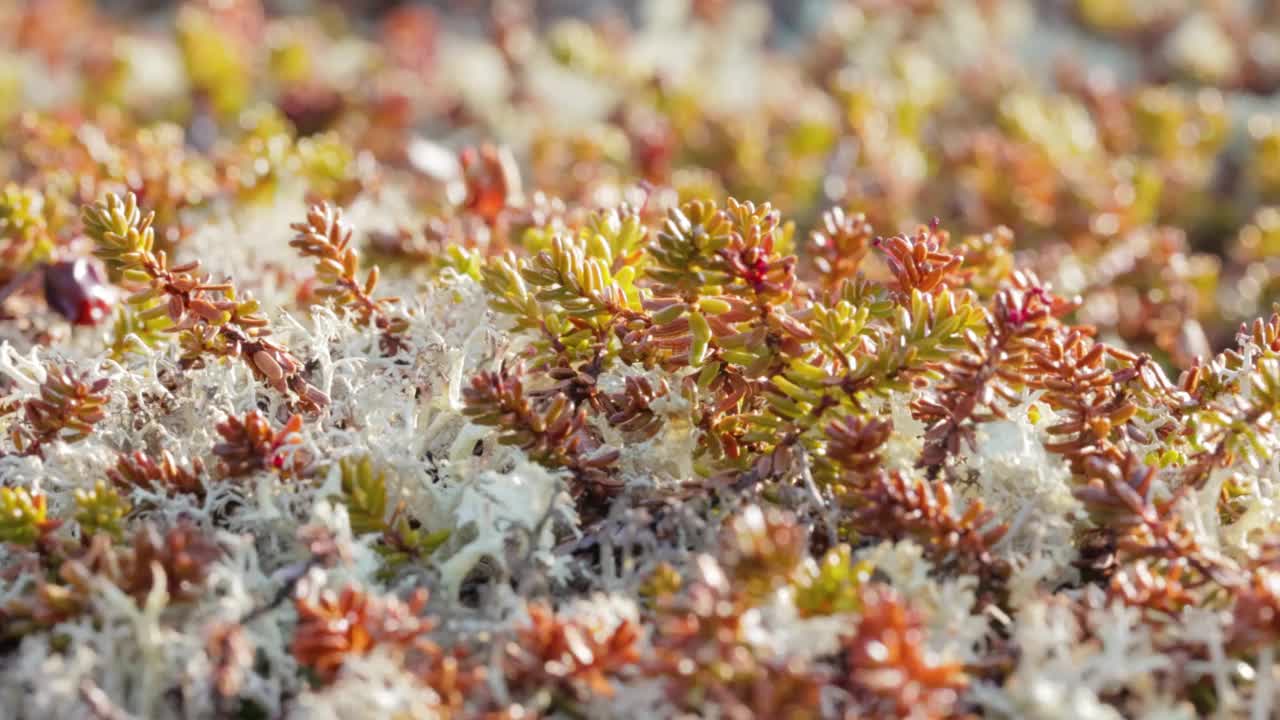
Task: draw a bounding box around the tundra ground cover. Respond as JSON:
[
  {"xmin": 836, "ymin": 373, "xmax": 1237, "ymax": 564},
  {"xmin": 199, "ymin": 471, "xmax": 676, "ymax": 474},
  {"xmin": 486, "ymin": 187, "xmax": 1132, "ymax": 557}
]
[{"xmin": 6, "ymin": 1, "xmax": 1280, "ymax": 718}]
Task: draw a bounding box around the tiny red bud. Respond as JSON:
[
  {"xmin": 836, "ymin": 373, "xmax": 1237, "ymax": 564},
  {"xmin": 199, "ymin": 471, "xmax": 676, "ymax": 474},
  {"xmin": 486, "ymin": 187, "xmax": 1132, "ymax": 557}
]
[{"xmin": 43, "ymin": 258, "xmax": 114, "ymax": 326}]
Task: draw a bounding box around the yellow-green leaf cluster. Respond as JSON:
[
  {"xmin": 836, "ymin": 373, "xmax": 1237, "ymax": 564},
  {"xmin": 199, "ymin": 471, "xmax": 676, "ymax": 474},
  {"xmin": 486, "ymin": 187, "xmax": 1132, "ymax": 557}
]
[{"xmin": 73, "ymin": 481, "xmax": 130, "ymax": 540}]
